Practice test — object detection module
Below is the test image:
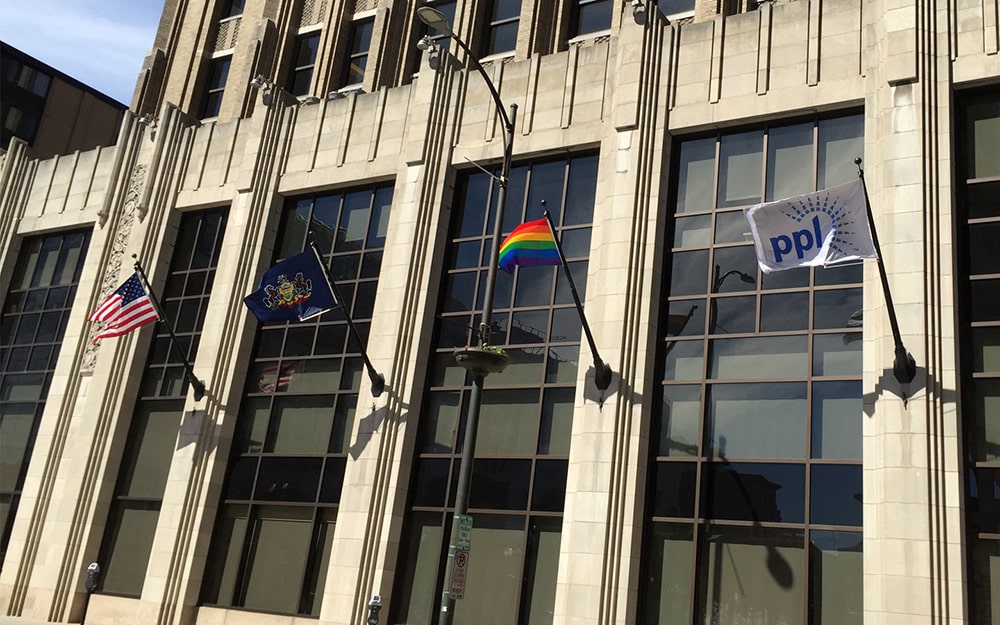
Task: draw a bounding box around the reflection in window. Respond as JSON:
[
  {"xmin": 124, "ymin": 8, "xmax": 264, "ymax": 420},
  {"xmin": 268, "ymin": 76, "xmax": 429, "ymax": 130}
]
[
  {"xmin": 392, "ymin": 155, "xmax": 596, "ymax": 625},
  {"xmin": 200, "ymin": 184, "xmax": 391, "ymax": 616},
  {"xmin": 0, "ymin": 229, "xmax": 90, "ymax": 565},
  {"xmin": 97, "ymin": 210, "xmax": 227, "ymax": 595},
  {"xmin": 646, "ymin": 114, "xmax": 864, "ymax": 624}
]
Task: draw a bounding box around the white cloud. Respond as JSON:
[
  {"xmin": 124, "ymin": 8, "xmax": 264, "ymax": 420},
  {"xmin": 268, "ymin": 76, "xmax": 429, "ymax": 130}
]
[{"xmin": 0, "ymin": 0, "xmax": 161, "ymax": 104}]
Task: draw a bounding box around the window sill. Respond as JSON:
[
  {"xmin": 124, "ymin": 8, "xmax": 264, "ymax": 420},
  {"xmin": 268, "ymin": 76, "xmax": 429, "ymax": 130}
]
[{"xmin": 567, "ymin": 28, "xmax": 611, "ymax": 46}]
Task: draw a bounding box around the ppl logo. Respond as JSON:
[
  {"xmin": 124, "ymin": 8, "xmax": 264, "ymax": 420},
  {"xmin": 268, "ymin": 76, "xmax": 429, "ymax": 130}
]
[{"xmin": 770, "ymin": 215, "xmax": 826, "ymax": 263}]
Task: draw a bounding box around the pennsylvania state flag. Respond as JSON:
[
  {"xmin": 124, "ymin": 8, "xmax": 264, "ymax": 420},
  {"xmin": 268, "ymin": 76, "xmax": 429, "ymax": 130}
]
[{"xmin": 244, "ymin": 248, "xmax": 337, "ymax": 322}]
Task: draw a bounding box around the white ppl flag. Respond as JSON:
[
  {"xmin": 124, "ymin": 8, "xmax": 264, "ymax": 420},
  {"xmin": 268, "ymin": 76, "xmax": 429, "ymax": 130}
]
[{"xmin": 743, "ymin": 179, "xmax": 877, "ymax": 273}]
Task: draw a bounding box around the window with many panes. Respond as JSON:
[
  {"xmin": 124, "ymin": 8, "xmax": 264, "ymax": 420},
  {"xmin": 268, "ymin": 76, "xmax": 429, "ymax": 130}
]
[
  {"xmin": 483, "ymin": 0, "xmax": 520, "ymax": 56},
  {"xmin": 0, "ymin": 229, "xmax": 90, "ymax": 564},
  {"xmin": 957, "ymin": 90, "xmax": 1000, "ymax": 625},
  {"xmin": 200, "ymin": 55, "xmax": 231, "ymax": 118},
  {"xmin": 642, "ymin": 114, "xmax": 865, "ymax": 625},
  {"xmin": 390, "ymin": 154, "xmax": 598, "ymax": 625},
  {"xmin": 340, "ymin": 19, "xmax": 373, "ymax": 88},
  {"xmin": 95, "ymin": 209, "xmax": 227, "ymax": 595},
  {"xmin": 200, "ymin": 184, "xmax": 392, "ymax": 616},
  {"xmin": 570, "ymin": 0, "xmax": 613, "ymax": 38},
  {"xmin": 288, "ymin": 31, "xmax": 321, "ymax": 96}
]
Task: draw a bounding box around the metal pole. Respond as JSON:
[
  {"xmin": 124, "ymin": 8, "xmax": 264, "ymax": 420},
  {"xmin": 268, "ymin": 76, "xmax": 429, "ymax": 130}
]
[
  {"xmin": 132, "ymin": 256, "xmax": 207, "ymax": 401},
  {"xmin": 541, "ymin": 208, "xmax": 612, "ymax": 390},
  {"xmin": 439, "ymin": 102, "xmax": 517, "ymax": 625},
  {"xmin": 854, "ymin": 158, "xmax": 916, "ymax": 384},
  {"xmin": 307, "ymin": 242, "xmax": 385, "ymax": 396}
]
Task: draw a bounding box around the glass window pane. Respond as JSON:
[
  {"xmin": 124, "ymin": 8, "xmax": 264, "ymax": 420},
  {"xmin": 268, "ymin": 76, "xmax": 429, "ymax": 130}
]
[
  {"xmin": 669, "ymin": 250, "xmax": 709, "ymax": 296},
  {"xmin": 810, "ymin": 464, "xmax": 862, "ymax": 526},
  {"xmin": 972, "ymin": 280, "xmax": 1000, "ymax": 321},
  {"xmin": 663, "ymin": 340, "xmax": 704, "ymax": 382},
  {"xmin": 811, "ymin": 381, "xmax": 862, "ymax": 459},
  {"xmin": 718, "ymin": 131, "xmax": 763, "ymax": 207},
  {"xmin": 530, "ymin": 459, "xmax": 567, "ymax": 512},
  {"xmin": 970, "ymin": 222, "xmax": 1000, "ymax": 274},
  {"xmin": 421, "ymin": 391, "xmax": 460, "ymax": 453},
  {"xmin": 666, "ymin": 300, "xmax": 705, "ymax": 338},
  {"xmin": 711, "ymin": 247, "xmax": 757, "ymax": 293},
  {"xmin": 242, "ymin": 507, "xmax": 314, "ymax": 614},
  {"xmin": 710, "ymin": 335, "xmax": 808, "ymax": 379},
  {"xmin": 708, "ymin": 383, "xmax": 807, "ymax": 459},
  {"xmin": 643, "ymin": 523, "xmax": 694, "ymax": 625},
  {"xmin": 818, "ymin": 115, "xmax": 864, "ymax": 189},
  {"xmin": 973, "ymin": 328, "xmax": 1000, "ymax": 373},
  {"xmin": 971, "ymin": 380, "xmax": 1000, "ymax": 462},
  {"xmin": 813, "ymin": 333, "xmax": 862, "ymax": 376},
  {"xmin": 200, "ymin": 505, "xmax": 249, "ymax": 605},
  {"xmin": 813, "ymin": 288, "xmax": 862, "ymax": 329},
  {"xmin": 695, "ymin": 526, "xmax": 804, "ymax": 623},
  {"xmin": 968, "ymin": 99, "xmax": 1000, "ymax": 179},
  {"xmin": 565, "ymin": 155, "xmax": 598, "ymax": 226},
  {"xmin": 265, "ymin": 395, "xmax": 335, "ymax": 453},
  {"xmin": 967, "ymin": 181, "xmax": 1000, "ymax": 219},
  {"xmin": 99, "ymin": 502, "xmax": 160, "ymax": 595},
  {"xmin": 394, "ymin": 513, "xmax": 445, "ymax": 625},
  {"xmin": 300, "ymin": 508, "xmax": 336, "ymax": 615},
  {"xmin": 710, "ymin": 296, "xmax": 755, "ymax": 334},
  {"xmin": 969, "ymin": 537, "xmax": 1000, "ymax": 624},
  {"xmin": 120, "ymin": 400, "xmax": 184, "ymax": 498},
  {"xmin": 524, "ymin": 517, "xmax": 561, "ymax": 624},
  {"xmin": 809, "ymin": 531, "xmax": 863, "ymax": 625},
  {"xmin": 651, "ymin": 462, "xmax": 697, "ymax": 518},
  {"xmin": 676, "ymin": 138, "xmax": 716, "ymax": 214},
  {"xmin": 453, "ymin": 515, "xmax": 525, "ymax": 625},
  {"xmin": 545, "ymin": 344, "xmax": 579, "ymax": 383},
  {"xmin": 659, "ymin": 385, "xmax": 701, "ymax": 457},
  {"xmin": 674, "ymin": 214, "xmax": 712, "ymax": 248},
  {"xmin": 255, "ymin": 457, "xmax": 322, "ymax": 502},
  {"xmin": 970, "ymin": 468, "xmax": 1000, "ymax": 534},
  {"xmin": 702, "ymin": 463, "xmax": 805, "ymax": 523},
  {"xmin": 761, "ymin": 292, "xmax": 808, "ymax": 332},
  {"xmin": 539, "ymin": 387, "xmax": 574, "ymax": 455},
  {"xmin": 0, "ymin": 404, "xmax": 35, "ymax": 492},
  {"xmin": 576, "ymin": 0, "xmax": 612, "ymax": 35},
  {"xmin": 766, "ymin": 123, "xmax": 813, "ymax": 201},
  {"xmin": 476, "ymin": 389, "xmax": 539, "ymax": 455},
  {"xmin": 714, "ymin": 210, "xmax": 754, "ymax": 244}
]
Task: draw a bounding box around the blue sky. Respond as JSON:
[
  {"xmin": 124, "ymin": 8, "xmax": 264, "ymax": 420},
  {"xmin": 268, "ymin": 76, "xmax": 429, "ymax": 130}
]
[{"xmin": 0, "ymin": 0, "xmax": 163, "ymax": 105}]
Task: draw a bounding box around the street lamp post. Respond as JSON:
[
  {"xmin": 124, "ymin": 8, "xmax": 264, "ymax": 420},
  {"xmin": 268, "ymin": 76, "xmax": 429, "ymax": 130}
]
[{"xmin": 415, "ymin": 8, "xmax": 517, "ymax": 625}]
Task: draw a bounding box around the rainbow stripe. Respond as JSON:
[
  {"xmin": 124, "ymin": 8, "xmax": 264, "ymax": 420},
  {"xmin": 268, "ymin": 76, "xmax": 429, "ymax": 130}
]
[{"xmin": 498, "ymin": 218, "xmax": 561, "ymax": 273}]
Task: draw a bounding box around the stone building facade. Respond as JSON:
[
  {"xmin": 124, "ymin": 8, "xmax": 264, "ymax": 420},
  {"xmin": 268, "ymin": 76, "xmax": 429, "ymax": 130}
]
[{"xmin": 0, "ymin": 0, "xmax": 996, "ymax": 624}]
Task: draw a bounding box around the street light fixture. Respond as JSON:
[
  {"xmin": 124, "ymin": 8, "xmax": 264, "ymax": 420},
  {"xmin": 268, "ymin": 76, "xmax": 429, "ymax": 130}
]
[{"xmin": 416, "ymin": 7, "xmax": 518, "ymax": 625}]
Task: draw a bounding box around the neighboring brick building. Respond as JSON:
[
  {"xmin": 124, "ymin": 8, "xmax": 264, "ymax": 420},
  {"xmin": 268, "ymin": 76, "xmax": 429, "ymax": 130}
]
[
  {"xmin": 0, "ymin": 1, "xmax": 995, "ymax": 624},
  {"xmin": 1, "ymin": 42, "xmax": 126, "ymax": 160}
]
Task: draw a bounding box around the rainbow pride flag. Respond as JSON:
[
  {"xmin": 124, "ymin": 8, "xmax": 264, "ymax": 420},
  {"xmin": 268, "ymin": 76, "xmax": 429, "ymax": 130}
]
[{"xmin": 498, "ymin": 218, "xmax": 561, "ymax": 273}]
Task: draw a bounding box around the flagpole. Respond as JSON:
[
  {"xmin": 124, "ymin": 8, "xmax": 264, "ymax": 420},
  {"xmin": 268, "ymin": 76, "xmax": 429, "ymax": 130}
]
[
  {"xmin": 307, "ymin": 242, "xmax": 385, "ymax": 397},
  {"xmin": 131, "ymin": 256, "xmax": 207, "ymax": 401},
  {"xmin": 854, "ymin": 158, "xmax": 917, "ymax": 384},
  {"xmin": 541, "ymin": 207, "xmax": 613, "ymax": 390}
]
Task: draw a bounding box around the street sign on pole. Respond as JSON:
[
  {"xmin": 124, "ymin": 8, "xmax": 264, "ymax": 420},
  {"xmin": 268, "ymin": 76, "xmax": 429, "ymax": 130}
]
[
  {"xmin": 456, "ymin": 514, "xmax": 472, "ymax": 551},
  {"xmin": 449, "ymin": 549, "xmax": 469, "ymax": 599}
]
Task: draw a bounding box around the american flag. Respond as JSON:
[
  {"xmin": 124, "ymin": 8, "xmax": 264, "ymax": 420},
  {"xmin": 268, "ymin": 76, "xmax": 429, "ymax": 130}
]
[
  {"xmin": 89, "ymin": 273, "xmax": 159, "ymax": 344},
  {"xmin": 258, "ymin": 360, "xmax": 303, "ymax": 392}
]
